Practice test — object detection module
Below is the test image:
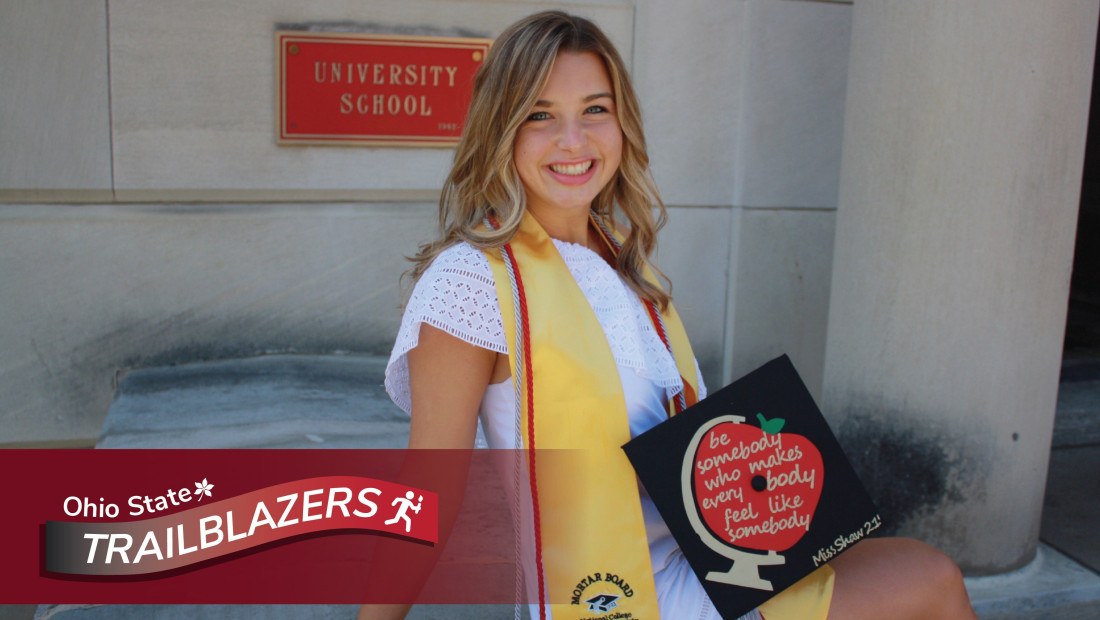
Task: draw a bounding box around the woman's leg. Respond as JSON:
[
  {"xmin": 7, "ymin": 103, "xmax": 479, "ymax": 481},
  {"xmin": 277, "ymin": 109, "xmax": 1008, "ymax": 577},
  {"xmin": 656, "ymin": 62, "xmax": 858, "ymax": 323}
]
[{"xmin": 826, "ymin": 537, "xmax": 977, "ymax": 620}]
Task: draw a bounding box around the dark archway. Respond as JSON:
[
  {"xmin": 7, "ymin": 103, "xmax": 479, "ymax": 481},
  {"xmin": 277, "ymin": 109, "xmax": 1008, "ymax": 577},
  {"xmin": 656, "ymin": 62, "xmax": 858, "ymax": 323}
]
[
  {"xmin": 1066, "ymin": 27, "xmax": 1100, "ymax": 369},
  {"xmin": 1061, "ymin": 17, "xmax": 1100, "ymax": 448}
]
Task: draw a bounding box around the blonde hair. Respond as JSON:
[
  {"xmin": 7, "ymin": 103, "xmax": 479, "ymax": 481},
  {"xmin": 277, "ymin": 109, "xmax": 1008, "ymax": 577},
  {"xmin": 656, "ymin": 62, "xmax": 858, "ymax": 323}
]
[{"xmin": 409, "ymin": 10, "xmax": 671, "ymax": 308}]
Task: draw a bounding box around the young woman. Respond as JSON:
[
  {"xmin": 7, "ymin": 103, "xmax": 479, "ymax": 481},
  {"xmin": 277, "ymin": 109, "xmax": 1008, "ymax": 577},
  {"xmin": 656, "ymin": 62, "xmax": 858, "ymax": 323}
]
[{"xmin": 363, "ymin": 10, "xmax": 978, "ymax": 620}]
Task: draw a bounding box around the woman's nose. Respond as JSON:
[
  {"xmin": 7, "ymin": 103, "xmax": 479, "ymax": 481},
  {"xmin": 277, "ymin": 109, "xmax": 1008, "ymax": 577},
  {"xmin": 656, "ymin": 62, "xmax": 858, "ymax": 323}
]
[{"xmin": 557, "ymin": 118, "xmax": 584, "ymax": 150}]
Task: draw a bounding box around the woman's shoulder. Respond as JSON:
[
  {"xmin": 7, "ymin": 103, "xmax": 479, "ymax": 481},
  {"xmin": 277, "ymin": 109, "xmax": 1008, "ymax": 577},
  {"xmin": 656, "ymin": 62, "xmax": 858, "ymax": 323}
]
[
  {"xmin": 400, "ymin": 240, "xmax": 507, "ymax": 352},
  {"xmin": 408, "ymin": 240, "xmax": 500, "ymax": 324},
  {"xmin": 386, "ymin": 240, "xmax": 508, "ymax": 412},
  {"xmin": 419, "ymin": 240, "xmax": 494, "ymax": 284}
]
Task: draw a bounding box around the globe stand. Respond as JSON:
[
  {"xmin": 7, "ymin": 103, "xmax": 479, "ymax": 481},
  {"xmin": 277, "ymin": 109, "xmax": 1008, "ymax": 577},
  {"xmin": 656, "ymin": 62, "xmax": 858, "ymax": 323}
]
[{"xmin": 705, "ymin": 549, "xmax": 786, "ymax": 591}]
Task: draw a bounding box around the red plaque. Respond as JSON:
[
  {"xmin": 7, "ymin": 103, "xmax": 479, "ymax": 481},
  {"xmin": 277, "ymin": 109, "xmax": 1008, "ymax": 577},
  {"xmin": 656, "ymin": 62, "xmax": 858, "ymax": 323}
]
[{"xmin": 277, "ymin": 31, "xmax": 491, "ymax": 147}]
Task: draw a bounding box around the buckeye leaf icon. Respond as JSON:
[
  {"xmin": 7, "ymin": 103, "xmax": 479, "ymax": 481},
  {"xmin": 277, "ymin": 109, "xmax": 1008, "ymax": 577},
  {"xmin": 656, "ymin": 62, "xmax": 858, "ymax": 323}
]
[{"xmin": 195, "ymin": 478, "xmax": 214, "ymax": 501}]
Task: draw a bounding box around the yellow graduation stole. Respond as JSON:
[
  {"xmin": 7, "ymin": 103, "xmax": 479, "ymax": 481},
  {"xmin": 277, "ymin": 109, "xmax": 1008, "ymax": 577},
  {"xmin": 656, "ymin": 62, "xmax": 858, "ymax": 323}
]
[{"xmin": 485, "ymin": 211, "xmax": 699, "ymax": 620}]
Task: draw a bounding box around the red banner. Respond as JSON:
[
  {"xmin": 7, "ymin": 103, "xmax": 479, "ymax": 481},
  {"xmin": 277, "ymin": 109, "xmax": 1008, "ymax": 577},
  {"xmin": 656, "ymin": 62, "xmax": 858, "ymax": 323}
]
[
  {"xmin": 0, "ymin": 449, "xmax": 522, "ymax": 603},
  {"xmin": 277, "ymin": 31, "xmax": 492, "ymax": 146},
  {"xmin": 44, "ymin": 476, "xmax": 436, "ymax": 576}
]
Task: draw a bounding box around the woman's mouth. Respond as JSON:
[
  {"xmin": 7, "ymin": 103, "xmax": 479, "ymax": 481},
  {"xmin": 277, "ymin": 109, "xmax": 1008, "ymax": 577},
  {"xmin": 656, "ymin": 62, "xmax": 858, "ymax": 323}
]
[{"xmin": 549, "ymin": 160, "xmax": 594, "ymax": 176}]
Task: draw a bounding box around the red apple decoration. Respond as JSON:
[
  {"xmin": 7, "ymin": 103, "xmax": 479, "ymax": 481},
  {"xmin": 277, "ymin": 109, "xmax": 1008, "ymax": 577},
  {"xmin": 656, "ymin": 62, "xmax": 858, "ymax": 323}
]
[{"xmin": 692, "ymin": 415, "xmax": 824, "ymax": 552}]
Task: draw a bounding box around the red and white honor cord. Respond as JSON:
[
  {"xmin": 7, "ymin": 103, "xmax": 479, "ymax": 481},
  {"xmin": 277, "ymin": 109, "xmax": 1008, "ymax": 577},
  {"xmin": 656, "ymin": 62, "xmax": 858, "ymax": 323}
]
[{"xmin": 486, "ymin": 216, "xmax": 549, "ymax": 619}]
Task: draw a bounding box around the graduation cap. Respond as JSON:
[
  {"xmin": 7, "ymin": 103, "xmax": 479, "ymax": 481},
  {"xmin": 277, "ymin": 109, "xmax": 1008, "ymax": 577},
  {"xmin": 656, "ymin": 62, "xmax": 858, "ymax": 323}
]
[
  {"xmin": 624, "ymin": 355, "xmax": 882, "ymax": 619},
  {"xmin": 584, "ymin": 593, "xmax": 620, "ymax": 613}
]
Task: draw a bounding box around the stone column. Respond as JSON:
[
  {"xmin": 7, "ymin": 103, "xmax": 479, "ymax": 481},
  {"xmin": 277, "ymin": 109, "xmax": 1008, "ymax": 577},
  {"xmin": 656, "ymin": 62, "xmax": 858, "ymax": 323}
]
[{"xmin": 822, "ymin": 1, "xmax": 1098, "ymax": 574}]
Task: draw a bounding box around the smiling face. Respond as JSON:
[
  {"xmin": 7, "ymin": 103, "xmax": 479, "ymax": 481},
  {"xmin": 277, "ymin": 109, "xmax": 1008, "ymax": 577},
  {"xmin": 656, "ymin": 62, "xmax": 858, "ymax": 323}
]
[{"xmin": 513, "ymin": 51, "xmax": 623, "ymax": 225}]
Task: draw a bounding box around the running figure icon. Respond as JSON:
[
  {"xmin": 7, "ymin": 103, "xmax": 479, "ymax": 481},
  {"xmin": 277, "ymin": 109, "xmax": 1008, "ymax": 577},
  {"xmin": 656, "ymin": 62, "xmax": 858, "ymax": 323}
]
[{"xmin": 385, "ymin": 490, "xmax": 423, "ymax": 533}]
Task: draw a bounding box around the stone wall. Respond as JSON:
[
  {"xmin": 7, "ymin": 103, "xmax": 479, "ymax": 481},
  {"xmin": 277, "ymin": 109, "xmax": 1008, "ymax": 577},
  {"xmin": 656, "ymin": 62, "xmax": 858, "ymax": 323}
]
[{"xmin": 0, "ymin": 0, "xmax": 851, "ymax": 445}]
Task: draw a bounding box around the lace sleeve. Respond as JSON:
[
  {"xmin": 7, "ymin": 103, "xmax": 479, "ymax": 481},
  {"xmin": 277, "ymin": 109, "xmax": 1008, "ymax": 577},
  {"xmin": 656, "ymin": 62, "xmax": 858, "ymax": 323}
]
[
  {"xmin": 384, "ymin": 243, "xmax": 508, "ymax": 414},
  {"xmin": 695, "ymin": 358, "xmax": 708, "ymax": 400}
]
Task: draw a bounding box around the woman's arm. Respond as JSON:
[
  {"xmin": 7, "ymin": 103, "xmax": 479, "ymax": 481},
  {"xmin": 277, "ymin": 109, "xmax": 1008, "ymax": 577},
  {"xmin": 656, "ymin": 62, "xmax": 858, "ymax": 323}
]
[
  {"xmin": 406, "ymin": 323, "xmax": 496, "ymax": 449},
  {"xmin": 357, "ymin": 323, "xmax": 498, "ymax": 620}
]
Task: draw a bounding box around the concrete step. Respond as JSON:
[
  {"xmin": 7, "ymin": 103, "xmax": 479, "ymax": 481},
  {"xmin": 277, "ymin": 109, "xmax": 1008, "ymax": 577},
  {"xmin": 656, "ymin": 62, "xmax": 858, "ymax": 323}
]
[
  {"xmin": 1054, "ymin": 360, "xmax": 1100, "ymax": 448},
  {"xmin": 966, "ymin": 544, "xmax": 1100, "ymax": 619},
  {"xmin": 96, "ymin": 354, "xmax": 409, "ymax": 449},
  {"xmin": 38, "ymin": 355, "xmax": 513, "ymax": 620}
]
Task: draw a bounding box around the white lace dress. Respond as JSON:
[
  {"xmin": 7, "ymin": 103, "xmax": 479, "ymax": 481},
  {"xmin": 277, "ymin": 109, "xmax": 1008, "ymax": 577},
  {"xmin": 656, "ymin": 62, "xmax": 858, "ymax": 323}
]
[{"xmin": 384, "ymin": 240, "xmax": 760, "ymax": 620}]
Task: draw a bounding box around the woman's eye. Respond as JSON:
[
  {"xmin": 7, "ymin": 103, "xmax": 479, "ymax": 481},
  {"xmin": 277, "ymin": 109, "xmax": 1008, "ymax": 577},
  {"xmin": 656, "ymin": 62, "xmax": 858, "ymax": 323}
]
[
  {"xmin": 586, "ymin": 105, "xmax": 609, "ymax": 114},
  {"xmin": 526, "ymin": 111, "xmax": 551, "ymax": 121}
]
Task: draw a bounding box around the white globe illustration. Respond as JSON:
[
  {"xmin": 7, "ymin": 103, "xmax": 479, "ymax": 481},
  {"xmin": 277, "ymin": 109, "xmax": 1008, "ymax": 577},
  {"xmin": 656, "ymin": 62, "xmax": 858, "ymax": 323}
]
[{"xmin": 681, "ymin": 414, "xmax": 787, "ymax": 591}]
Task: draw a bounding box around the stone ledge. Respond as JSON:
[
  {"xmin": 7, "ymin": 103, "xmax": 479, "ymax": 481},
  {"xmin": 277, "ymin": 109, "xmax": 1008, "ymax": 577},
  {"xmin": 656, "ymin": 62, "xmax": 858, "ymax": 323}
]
[
  {"xmin": 966, "ymin": 544, "xmax": 1100, "ymax": 619},
  {"xmin": 1054, "ymin": 378, "xmax": 1100, "ymax": 448},
  {"xmin": 99, "ymin": 354, "xmax": 407, "ymax": 449}
]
